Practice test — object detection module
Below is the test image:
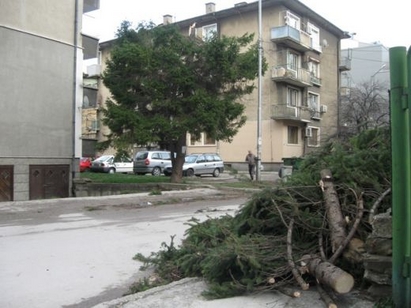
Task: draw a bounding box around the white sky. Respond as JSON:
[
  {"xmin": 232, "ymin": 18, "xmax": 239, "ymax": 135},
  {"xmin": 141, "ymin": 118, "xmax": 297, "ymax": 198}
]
[{"xmin": 83, "ymin": 0, "xmax": 410, "ymax": 48}]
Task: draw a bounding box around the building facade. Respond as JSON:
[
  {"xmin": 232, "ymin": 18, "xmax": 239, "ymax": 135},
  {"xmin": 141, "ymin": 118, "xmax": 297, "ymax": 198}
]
[
  {"xmin": 98, "ymin": 0, "xmax": 349, "ymax": 171},
  {"xmin": 0, "ymin": 0, "xmax": 99, "ymax": 201}
]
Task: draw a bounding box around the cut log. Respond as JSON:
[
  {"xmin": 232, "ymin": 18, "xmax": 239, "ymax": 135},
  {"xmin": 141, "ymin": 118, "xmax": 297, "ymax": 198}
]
[
  {"xmin": 302, "ymin": 255, "xmax": 354, "ymax": 294},
  {"xmin": 329, "ymin": 191, "xmax": 364, "ymax": 264},
  {"xmin": 320, "ymin": 169, "xmax": 347, "ymax": 253}
]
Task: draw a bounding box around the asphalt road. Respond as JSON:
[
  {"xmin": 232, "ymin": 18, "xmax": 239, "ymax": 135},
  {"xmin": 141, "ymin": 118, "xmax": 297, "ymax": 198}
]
[{"xmin": 0, "ymin": 189, "xmax": 248, "ymax": 308}]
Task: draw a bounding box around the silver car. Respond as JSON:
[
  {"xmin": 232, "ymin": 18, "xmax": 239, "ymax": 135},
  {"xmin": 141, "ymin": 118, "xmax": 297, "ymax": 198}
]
[
  {"xmin": 163, "ymin": 153, "xmax": 224, "ymax": 177},
  {"xmin": 133, "ymin": 151, "xmax": 171, "ymax": 176},
  {"xmin": 90, "ymin": 155, "xmax": 133, "ymax": 174}
]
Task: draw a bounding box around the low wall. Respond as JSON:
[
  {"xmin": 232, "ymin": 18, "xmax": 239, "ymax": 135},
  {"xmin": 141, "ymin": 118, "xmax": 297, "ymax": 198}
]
[
  {"xmin": 363, "ymin": 210, "xmax": 392, "ymax": 297},
  {"xmin": 73, "ymin": 178, "xmax": 192, "ymax": 197}
]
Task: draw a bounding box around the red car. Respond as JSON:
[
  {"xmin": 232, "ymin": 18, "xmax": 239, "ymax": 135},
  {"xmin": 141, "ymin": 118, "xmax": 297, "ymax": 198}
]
[{"xmin": 80, "ymin": 157, "xmax": 92, "ymax": 172}]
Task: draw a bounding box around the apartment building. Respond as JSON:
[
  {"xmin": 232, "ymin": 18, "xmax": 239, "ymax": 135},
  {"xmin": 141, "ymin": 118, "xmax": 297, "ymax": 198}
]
[
  {"xmin": 0, "ymin": 0, "xmax": 99, "ymax": 201},
  {"xmin": 97, "ymin": 0, "xmax": 349, "ymax": 171}
]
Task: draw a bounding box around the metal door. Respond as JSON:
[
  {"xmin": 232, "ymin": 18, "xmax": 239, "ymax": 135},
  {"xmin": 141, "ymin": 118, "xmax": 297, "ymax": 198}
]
[{"xmin": 30, "ymin": 165, "xmax": 70, "ymax": 200}]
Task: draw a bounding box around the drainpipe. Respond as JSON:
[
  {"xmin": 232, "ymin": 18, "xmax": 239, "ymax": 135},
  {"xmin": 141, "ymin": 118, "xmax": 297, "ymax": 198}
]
[{"xmin": 71, "ymin": 0, "xmax": 79, "ymax": 187}]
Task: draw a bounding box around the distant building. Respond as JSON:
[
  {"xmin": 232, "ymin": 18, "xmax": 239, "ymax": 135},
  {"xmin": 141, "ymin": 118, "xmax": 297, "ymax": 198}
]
[
  {"xmin": 340, "ymin": 42, "xmax": 390, "ymax": 133},
  {"xmin": 0, "ymin": 0, "xmax": 99, "ymax": 201},
  {"xmin": 341, "ymin": 42, "xmax": 390, "ymax": 88},
  {"xmin": 98, "ymin": 0, "xmax": 350, "ymax": 171}
]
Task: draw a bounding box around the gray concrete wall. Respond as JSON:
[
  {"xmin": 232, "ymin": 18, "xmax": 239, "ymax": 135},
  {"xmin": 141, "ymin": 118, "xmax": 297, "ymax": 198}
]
[
  {"xmin": 1, "ymin": 0, "xmax": 76, "ymax": 44},
  {"xmin": 0, "ymin": 28, "xmax": 75, "ymax": 158}
]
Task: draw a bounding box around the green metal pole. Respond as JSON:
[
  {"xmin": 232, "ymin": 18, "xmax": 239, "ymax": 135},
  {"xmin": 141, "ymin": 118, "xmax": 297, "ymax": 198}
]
[{"xmin": 389, "ymin": 46, "xmax": 411, "ymax": 307}]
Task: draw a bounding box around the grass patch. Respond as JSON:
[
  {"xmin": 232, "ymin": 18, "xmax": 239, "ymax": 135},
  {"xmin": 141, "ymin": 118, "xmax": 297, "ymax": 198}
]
[
  {"xmin": 81, "ymin": 172, "xmax": 169, "ymax": 184},
  {"xmin": 149, "ymin": 188, "xmax": 162, "ymax": 195}
]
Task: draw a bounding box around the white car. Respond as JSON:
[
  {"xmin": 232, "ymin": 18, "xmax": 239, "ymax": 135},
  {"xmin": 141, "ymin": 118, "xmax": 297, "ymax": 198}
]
[
  {"xmin": 90, "ymin": 155, "xmax": 133, "ymax": 174},
  {"xmin": 163, "ymin": 153, "xmax": 224, "ymax": 177}
]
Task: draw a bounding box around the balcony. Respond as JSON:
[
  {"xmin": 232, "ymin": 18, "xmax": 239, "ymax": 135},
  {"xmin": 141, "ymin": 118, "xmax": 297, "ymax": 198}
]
[
  {"xmin": 83, "ymin": 0, "xmax": 100, "ymax": 13},
  {"xmin": 339, "ymin": 57, "xmax": 351, "ymax": 71},
  {"xmin": 272, "ymin": 66, "xmax": 312, "ymax": 87},
  {"xmin": 310, "ymin": 75, "xmax": 322, "ymax": 87},
  {"xmin": 271, "ymin": 104, "xmax": 311, "ymax": 122},
  {"xmin": 340, "ymin": 87, "xmax": 351, "ymax": 97},
  {"xmin": 86, "ymin": 64, "xmax": 101, "ymax": 77},
  {"xmin": 271, "ymin": 25, "xmax": 311, "ymax": 52}
]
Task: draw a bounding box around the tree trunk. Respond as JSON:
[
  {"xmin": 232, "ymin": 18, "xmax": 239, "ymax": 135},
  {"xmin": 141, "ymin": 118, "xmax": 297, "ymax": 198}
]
[
  {"xmin": 320, "ymin": 169, "xmax": 347, "ymax": 253},
  {"xmin": 302, "ymin": 255, "xmax": 354, "ymax": 294},
  {"xmin": 170, "ymin": 134, "xmax": 187, "ymax": 183}
]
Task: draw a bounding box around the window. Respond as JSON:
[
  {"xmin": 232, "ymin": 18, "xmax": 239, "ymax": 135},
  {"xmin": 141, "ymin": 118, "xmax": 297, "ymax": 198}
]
[
  {"xmin": 287, "ymin": 87, "xmax": 300, "ymax": 107},
  {"xmin": 308, "ymin": 58, "xmax": 321, "ymax": 85},
  {"xmin": 202, "ymin": 24, "xmax": 217, "ymax": 41},
  {"xmin": 308, "ymin": 59, "xmax": 320, "ymax": 78},
  {"xmin": 189, "ymin": 133, "xmax": 216, "ymax": 146},
  {"xmin": 284, "ymin": 11, "xmax": 300, "ymax": 30},
  {"xmin": 307, "ymin": 127, "xmax": 320, "ymax": 147},
  {"xmin": 308, "ymin": 92, "xmax": 320, "ymax": 112},
  {"xmin": 287, "ymin": 51, "xmax": 300, "ymax": 72},
  {"xmin": 288, "ymin": 126, "xmax": 299, "ymax": 144},
  {"xmin": 204, "ymin": 133, "xmax": 215, "ymax": 145},
  {"xmin": 307, "ymin": 23, "xmax": 321, "ymax": 52}
]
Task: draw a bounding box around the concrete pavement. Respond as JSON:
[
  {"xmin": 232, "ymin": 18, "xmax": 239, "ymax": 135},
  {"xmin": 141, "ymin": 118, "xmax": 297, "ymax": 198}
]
[{"xmin": 93, "ymin": 277, "xmax": 374, "ymax": 308}]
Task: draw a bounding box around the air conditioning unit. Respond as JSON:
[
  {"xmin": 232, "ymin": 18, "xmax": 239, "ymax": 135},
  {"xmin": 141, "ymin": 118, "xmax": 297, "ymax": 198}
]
[
  {"xmin": 320, "ymin": 105, "xmax": 328, "ymax": 113},
  {"xmin": 305, "ymin": 127, "xmax": 313, "ymax": 138}
]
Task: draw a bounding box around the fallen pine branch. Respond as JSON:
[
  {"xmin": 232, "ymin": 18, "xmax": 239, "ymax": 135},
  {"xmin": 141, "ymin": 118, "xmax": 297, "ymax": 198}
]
[
  {"xmin": 287, "ymin": 218, "xmax": 309, "ymax": 290},
  {"xmin": 316, "ymin": 283, "xmax": 337, "ymax": 308},
  {"xmin": 277, "ymin": 286, "xmax": 301, "ymax": 298}
]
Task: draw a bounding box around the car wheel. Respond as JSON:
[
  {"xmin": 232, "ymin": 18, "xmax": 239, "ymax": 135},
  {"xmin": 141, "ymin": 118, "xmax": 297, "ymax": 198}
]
[
  {"xmin": 152, "ymin": 167, "xmax": 161, "ymax": 176},
  {"xmin": 186, "ymin": 169, "xmax": 194, "ymax": 177},
  {"xmin": 212, "ymin": 168, "xmax": 220, "ymax": 177},
  {"xmin": 108, "ymin": 168, "xmax": 116, "ymax": 174}
]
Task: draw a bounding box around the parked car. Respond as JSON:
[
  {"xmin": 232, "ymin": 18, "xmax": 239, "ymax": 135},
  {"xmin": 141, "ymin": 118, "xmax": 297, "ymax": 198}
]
[
  {"xmin": 90, "ymin": 155, "xmax": 133, "ymax": 174},
  {"xmin": 79, "ymin": 157, "xmax": 91, "ymax": 172},
  {"xmin": 133, "ymin": 151, "xmax": 172, "ymax": 176},
  {"xmin": 163, "ymin": 153, "xmax": 224, "ymax": 177}
]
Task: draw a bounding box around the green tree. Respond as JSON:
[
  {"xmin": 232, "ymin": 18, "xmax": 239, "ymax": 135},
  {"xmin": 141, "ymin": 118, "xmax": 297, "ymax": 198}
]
[{"xmin": 101, "ymin": 21, "xmax": 265, "ymax": 182}]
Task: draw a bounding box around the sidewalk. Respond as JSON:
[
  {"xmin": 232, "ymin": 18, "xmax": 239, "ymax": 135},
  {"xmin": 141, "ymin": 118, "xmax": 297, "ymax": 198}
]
[{"xmin": 92, "ymin": 277, "xmax": 374, "ymax": 308}]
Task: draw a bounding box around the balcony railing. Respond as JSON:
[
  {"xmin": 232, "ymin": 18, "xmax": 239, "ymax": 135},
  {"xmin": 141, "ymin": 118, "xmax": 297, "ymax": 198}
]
[
  {"xmin": 271, "ymin": 104, "xmax": 312, "ymax": 122},
  {"xmin": 310, "ymin": 74, "xmax": 322, "ymax": 86},
  {"xmin": 271, "ymin": 25, "xmax": 311, "ymax": 52},
  {"xmin": 272, "ymin": 65, "xmax": 312, "ymax": 87},
  {"xmin": 339, "ymin": 57, "xmax": 351, "ymax": 71}
]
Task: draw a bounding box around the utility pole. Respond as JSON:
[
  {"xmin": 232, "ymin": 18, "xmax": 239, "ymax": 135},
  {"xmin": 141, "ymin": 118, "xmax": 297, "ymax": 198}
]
[
  {"xmin": 389, "ymin": 46, "xmax": 411, "ymax": 308},
  {"xmin": 256, "ymin": 0, "xmax": 263, "ymax": 181}
]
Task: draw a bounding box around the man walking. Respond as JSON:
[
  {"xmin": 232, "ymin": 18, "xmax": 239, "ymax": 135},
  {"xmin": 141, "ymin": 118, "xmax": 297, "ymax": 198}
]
[{"xmin": 245, "ymin": 150, "xmax": 256, "ymax": 181}]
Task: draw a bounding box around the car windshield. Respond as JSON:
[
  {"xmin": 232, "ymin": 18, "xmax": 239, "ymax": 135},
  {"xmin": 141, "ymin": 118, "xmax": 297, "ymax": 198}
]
[
  {"xmin": 185, "ymin": 155, "xmax": 198, "ymax": 163},
  {"xmin": 94, "ymin": 155, "xmax": 112, "ymax": 162}
]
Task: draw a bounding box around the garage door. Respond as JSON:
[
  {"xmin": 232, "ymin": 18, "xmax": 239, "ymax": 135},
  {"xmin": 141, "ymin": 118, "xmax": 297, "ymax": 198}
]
[
  {"xmin": 0, "ymin": 166, "xmax": 13, "ymax": 202},
  {"xmin": 29, "ymin": 165, "xmax": 70, "ymax": 200}
]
